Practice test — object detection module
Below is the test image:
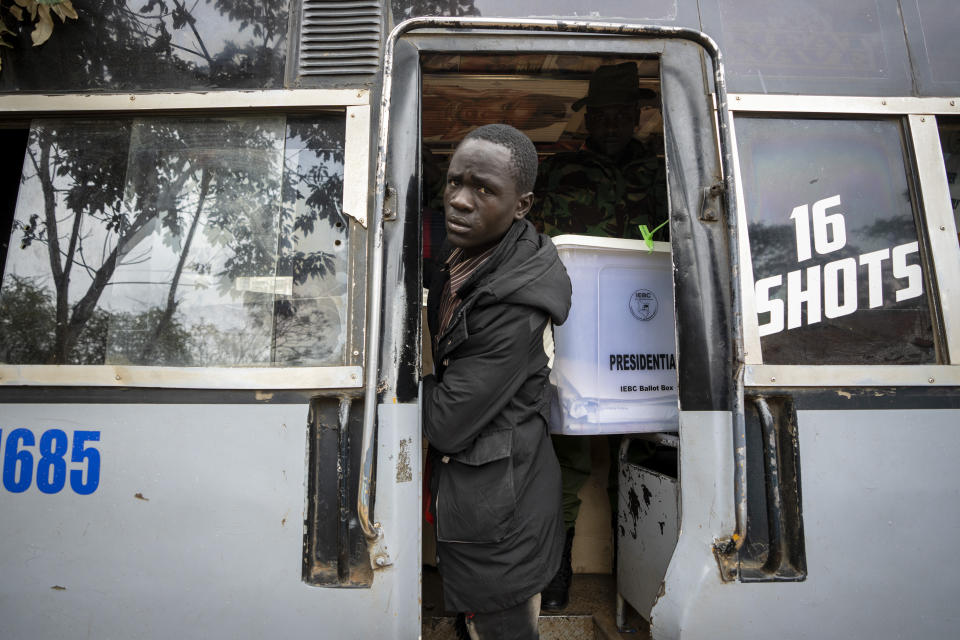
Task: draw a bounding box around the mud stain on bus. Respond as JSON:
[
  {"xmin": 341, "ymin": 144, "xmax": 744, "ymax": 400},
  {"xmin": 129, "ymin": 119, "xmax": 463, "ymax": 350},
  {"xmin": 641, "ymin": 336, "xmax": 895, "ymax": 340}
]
[{"xmin": 627, "ymin": 487, "xmax": 643, "ymax": 539}]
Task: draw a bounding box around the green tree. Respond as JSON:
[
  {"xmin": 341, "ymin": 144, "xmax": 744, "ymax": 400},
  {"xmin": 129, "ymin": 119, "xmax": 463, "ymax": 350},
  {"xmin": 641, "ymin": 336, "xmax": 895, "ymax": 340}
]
[
  {"xmin": 18, "ymin": 120, "xmax": 140, "ymax": 363},
  {"xmin": 0, "ymin": 275, "xmax": 55, "ymax": 362},
  {"xmin": 0, "ymin": 1, "xmax": 78, "ymax": 72},
  {"xmin": 0, "ymin": 275, "xmax": 193, "ymax": 364},
  {"xmin": 1, "ymin": 0, "xmax": 288, "ymax": 88}
]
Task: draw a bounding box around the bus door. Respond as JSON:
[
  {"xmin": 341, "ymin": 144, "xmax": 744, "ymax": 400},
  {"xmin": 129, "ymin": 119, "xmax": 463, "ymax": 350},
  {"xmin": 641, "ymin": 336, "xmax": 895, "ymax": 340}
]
[{"xmin": 372, "ymin": 18, "xmax": 738, "ymax": 637}]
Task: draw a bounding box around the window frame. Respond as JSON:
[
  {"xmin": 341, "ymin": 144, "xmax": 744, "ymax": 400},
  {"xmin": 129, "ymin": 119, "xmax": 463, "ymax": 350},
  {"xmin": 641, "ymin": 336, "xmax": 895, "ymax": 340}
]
[
  {"xmin": 729, "ymin": 93, "xmax": 960, "ymax": 387},
  {"xmin": 0, "ymin": 89, "xmax": 369, "ymax": 390}
]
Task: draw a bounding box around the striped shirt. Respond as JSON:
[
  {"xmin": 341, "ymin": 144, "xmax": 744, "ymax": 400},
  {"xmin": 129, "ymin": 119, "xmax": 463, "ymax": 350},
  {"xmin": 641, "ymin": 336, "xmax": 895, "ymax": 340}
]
[{"xmin": 435, "ymin": 246, "xmax": 496, "ymax": 354}]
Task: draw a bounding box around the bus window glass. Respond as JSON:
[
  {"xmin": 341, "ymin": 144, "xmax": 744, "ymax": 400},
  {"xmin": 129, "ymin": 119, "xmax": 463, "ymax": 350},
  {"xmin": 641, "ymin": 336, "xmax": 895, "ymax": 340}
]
[
  {"xmin": 736, "ymin": 116, "xmax": 936, "ymax": 364},
  {"xmin": 699, "ymin": 0, "xmax": 912, "ymax": 96},
  {"xmin": 274, "ymin": 116, "xmax": 349, "ymax": 366},
  {"xmin": 0, "ymin": 114, "xmax": 347, "ymax": 367},
  {"xmin": 937, "ymin": 117, "xmax": 960, "ymax": 249},
  {"xmin": 901, "ymin": 0, "xmax": 960, "ymax": 96},
  {"xmin": 392, "ymin": 0, "xmax": 689, "ymax": 23},
  {"xmin": 0, "ymin": 0, "xmax": 289, "ymax": 93}
]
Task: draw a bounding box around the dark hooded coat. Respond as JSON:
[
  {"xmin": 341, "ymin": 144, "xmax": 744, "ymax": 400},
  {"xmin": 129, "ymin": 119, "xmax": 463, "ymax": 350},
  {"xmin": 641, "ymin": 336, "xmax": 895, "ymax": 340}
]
[{"xmin": 423, "ymin": 218, "xmax": 572, "ymax": 613}]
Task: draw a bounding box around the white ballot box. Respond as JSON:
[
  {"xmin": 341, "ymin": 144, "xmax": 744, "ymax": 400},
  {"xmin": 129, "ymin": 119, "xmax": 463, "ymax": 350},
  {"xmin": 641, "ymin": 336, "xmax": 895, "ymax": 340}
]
[{"xmin": 550, "ymin": 235, "xmax": 679, "ymax": 434}]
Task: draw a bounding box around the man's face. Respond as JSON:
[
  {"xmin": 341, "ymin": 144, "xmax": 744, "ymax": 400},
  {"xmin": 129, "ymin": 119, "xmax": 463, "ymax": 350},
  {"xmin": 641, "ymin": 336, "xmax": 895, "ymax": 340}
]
[
  {"xmin": 444, "ymin": 138, "xmax": 532, "ymax": 256},
  {"xmin": 585, "ymin": 103, "xmax": 639, "ymax": 158}
]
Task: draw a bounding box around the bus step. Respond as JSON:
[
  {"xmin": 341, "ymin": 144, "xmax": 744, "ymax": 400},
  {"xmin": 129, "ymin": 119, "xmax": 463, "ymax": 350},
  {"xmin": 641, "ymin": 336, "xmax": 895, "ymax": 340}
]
[
  {"xmin": 422, "ymin": 614, "xmax": 596, "ymax": 640},
  {"xmin": 422, "ymin": 572, "xmax": 650, "ymax": 640}
]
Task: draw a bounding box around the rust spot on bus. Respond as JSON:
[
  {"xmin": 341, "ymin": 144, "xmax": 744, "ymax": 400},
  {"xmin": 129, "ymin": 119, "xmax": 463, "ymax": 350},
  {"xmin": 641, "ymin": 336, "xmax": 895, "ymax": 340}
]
[
  {"xmin": 396, "ymin": 438, "xmax": 413, "ymax": 483},
  {"xmin": 134, "ymin": 492, "xmax": 149, "ymax": 501}
]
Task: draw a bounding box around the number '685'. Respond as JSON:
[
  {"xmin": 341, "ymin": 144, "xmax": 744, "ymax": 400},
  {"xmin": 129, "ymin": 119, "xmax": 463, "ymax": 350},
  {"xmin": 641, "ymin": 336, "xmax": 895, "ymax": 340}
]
[{"xmin": 1, "ymin": 429, "xmax": 101, "ymax": 495}]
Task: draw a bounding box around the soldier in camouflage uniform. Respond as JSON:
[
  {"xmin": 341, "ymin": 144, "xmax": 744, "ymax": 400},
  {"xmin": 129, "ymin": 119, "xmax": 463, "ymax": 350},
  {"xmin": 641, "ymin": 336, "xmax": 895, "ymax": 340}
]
[
  {"xmin": 534, "ymin": 61, "xmax": 667, "ymax": 611},
  {"xmin": 531, "ymin": 64, "xmax": 667, "ymax": 241}
]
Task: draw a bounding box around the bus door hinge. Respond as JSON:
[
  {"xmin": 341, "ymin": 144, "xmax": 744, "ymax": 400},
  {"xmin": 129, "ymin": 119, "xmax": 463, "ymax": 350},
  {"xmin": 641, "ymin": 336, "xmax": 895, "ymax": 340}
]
[
  {"xmin": 736, "ymin": 395, "xmax": 807, "ymax": 583},
  {"xmin": 699, "ymin": 181, "xmax": 725, "ymax": 222},
  {"xmin": 383, "ymin": 184, "xmax": 397, "ymax": 222}
]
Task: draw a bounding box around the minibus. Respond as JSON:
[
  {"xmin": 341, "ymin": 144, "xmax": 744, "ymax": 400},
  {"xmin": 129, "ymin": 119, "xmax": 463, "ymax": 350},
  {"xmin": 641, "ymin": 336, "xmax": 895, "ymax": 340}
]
[{"xmin": 1, "ymin": 1, "xmax": 958, "ymax": 638}]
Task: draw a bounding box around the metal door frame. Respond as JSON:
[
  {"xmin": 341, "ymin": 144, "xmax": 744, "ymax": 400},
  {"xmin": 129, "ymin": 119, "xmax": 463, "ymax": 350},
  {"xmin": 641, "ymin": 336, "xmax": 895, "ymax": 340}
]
[{"xmin": 357, "ymin": 16, "xmax": 748, "ymax": 570}]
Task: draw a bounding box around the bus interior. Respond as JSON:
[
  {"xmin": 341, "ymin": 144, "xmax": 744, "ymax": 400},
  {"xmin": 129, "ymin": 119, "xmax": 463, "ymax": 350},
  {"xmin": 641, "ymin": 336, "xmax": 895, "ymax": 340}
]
[{"xmin": 419, "ymin": 52, "xmax": 676, "ymax": 637}]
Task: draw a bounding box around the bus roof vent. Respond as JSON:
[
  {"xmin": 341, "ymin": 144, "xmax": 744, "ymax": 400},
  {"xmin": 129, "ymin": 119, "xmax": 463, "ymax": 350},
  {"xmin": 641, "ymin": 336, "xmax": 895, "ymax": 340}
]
[{"xmin": 294, "ymin": 0, "xmax": 383, "ymax": 81}]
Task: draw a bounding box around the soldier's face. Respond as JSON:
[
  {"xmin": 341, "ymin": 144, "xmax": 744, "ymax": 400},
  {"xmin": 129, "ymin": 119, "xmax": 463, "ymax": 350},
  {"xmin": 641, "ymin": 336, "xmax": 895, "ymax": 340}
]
[
  {"xmin": 444, "ymin": 138, "xmax": 533, "ymax": 257},
  {"xmin": 585, "ymin": 104, "xmax": 639, "ymax": 157}
]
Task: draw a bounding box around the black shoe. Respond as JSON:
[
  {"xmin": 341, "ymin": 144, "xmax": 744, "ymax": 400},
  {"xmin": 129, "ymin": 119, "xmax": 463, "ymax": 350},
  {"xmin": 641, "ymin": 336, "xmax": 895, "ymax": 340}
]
[{"xmin": 542, "ymin": 527, "xmax": 575, "ymax": 611}]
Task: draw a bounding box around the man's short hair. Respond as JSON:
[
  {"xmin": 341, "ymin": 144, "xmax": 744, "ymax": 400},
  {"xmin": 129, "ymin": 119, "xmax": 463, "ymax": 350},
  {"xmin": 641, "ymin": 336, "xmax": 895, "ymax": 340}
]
[{"xmin": 462, "ymin": 124, "xmax": 538, "ymax": 193}]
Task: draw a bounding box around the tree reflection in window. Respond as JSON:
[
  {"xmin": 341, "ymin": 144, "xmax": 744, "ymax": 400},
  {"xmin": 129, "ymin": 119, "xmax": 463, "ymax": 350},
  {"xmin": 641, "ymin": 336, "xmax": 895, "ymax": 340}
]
[
  {"xmin": 0, "ymin": 115, "xmax": 347, "ymax": 367},
  {"xmin": 0, "ymin": 0, "xmax": 289, "ymax": 92},
  {"xmin": 273, "ymin": 117, "xmax": 347, "ymax": 366}
]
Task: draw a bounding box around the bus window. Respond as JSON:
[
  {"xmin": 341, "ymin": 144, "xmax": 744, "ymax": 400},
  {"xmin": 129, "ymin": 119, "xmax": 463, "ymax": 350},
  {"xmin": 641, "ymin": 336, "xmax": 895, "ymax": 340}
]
[
  {"xmin": 699, "ymin": 0, "xmax": 912, "ymax": 96},
  {"xmin": 0, "ymin": 114, "xmax": 348, "ymax": 367},
  {"xmin": 937, "ymin": 117, "xmax": 960, "ymax": 249},
  {"xmin": 0, "ymin": 1, "xmax": 290, "ymax": 93},
  {"xmin": 736, "ymin": 116, "xmax": 937, "ymax": 365},
  {"xmin": 392, "ymin": 0, "xmax": 691, "ymax": 25}
]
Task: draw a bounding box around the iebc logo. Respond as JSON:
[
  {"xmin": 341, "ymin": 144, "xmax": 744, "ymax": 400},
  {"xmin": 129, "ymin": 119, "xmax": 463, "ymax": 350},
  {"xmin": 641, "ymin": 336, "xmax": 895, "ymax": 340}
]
[{"xmin": 629, "ymin": 289, "xmax": 658, "ymax": 321}]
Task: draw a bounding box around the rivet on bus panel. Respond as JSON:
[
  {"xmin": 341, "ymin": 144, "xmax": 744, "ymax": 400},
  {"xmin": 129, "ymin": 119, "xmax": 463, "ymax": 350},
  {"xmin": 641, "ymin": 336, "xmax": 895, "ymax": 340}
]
[
  {"xmin": 929, "ymin": 378, "xmax": 935, "ymax": 384},
  {"xmin": 770, "ymin": 377, "xmax": 776, "ymax": 383}
]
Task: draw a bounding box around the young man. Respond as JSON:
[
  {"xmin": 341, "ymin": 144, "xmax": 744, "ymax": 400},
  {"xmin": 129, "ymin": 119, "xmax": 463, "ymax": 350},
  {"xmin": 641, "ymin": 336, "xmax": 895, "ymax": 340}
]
[{"xmin": 422, "ymin": 124, "xmax": 571, "ymax": 640}]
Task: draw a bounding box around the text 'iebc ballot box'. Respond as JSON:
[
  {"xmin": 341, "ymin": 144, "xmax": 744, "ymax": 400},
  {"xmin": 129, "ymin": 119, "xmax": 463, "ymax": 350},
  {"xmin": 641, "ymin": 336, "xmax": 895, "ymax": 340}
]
[{"xmin": 550, "ymin": 235, "xmax": 679, "ymax": 434}]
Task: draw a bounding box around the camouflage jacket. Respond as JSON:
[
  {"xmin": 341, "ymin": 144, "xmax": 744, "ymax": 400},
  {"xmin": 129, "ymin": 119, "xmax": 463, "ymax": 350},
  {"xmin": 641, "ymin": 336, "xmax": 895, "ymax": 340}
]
[{"xmin": 530, "ymin": 138, "xmax": 667, "ymax": 240}]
